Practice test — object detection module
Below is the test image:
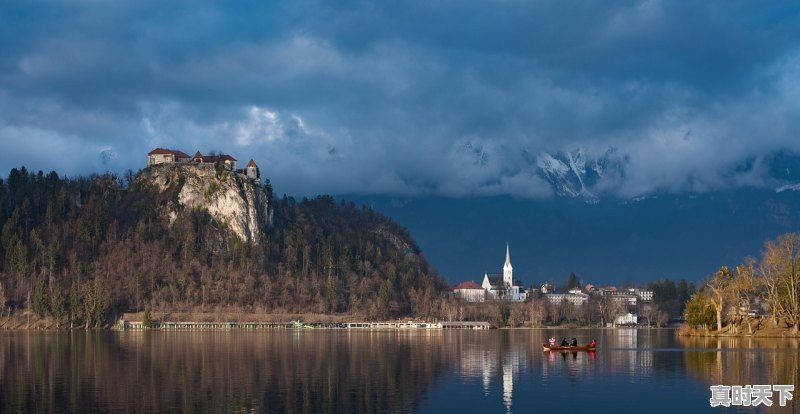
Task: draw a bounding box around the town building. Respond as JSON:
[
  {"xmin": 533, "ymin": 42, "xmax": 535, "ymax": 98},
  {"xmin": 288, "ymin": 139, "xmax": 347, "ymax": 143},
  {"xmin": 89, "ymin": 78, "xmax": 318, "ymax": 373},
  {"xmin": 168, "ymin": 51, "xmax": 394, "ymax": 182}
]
[
  {"xmin": 630, "ymin": 288, "xmax": 654, "ymax": 302},
  {"xmin": 453, "ymin": 281, "xmax": 485, "ymax": 302},
  {"xmin": 597, "ymin": 287, "xmax": 654, "ymax": 307},
  {"xmin": 599, "ymin": 288, "xmax": 638, "ymax": 306},
  {"xmin": 615, "ymin": 313, "xmax": 639, "ymax": 326},
  {"xmin": 481, "ymin": 244, "xmax": 527, "ymax": 301},
  {"xmin": 543, "ymin": 291, "xmax": 589, "ymax": 306}
]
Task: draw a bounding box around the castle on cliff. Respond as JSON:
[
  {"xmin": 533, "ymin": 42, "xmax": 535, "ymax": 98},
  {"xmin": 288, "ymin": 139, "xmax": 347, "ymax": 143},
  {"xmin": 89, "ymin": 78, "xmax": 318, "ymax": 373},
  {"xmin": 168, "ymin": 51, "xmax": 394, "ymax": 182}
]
[{"xmin": 147, "ymin": 148, "xmax": 260, "ymax": 181}]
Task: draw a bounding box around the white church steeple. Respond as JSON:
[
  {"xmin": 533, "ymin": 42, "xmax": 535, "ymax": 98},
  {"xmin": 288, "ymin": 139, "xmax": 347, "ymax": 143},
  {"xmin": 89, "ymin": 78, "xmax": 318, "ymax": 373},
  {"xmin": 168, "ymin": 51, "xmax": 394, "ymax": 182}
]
[{"xmin": 503, "ymin": 243, "xmax": 513, "ymax": 286}]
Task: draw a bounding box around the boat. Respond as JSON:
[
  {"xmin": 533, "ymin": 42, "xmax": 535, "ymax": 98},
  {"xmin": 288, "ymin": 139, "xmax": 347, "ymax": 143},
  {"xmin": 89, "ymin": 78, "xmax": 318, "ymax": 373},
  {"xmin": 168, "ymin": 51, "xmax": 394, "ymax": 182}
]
[{"xmin": 542, "ymin": 344, "xmax": 596, "ymax": 352}]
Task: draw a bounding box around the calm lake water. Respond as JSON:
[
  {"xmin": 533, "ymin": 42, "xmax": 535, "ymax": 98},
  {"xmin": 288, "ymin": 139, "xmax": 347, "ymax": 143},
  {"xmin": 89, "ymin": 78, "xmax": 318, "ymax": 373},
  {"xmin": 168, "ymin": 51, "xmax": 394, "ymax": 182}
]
[{"xmin": 0, "ymin": 329, "xmax": 797, "ymax": 413}]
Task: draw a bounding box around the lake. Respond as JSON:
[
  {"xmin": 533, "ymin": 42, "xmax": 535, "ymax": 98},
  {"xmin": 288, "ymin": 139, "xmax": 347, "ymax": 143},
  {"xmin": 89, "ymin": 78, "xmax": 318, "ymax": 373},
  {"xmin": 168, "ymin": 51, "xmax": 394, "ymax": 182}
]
[{"xmin": 0, "ymin": 329, "xmax": 797, "ymax": 413}]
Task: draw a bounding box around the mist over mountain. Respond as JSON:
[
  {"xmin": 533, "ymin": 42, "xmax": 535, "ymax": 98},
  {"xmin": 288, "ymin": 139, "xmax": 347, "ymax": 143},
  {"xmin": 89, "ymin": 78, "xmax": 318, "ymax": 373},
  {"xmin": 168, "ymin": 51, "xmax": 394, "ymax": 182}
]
[
  {"xmin": 523, "ymin": 147, "xmax": 800, "ymax": 204},
  {"xmin": 344, "ymin": 187, "xmax": 800, "ymax": 287}
]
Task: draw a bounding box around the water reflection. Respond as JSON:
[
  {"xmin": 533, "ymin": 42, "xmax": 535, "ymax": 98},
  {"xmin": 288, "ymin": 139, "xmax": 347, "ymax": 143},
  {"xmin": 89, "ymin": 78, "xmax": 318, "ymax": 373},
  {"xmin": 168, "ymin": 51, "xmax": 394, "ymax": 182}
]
[
  {"xmin": 0, "ymin": 330, "xmax": 453, "ymax": 414},
  {"xmin": 1, "ymin": 330, "xmax": 797, "ymax": 413}
]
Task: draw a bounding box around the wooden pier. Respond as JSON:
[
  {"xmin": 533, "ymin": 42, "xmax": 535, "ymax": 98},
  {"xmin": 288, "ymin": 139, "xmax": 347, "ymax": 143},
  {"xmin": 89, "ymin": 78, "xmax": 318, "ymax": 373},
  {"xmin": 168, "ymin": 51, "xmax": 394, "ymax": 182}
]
[{"xmin": 117, "ymin": 320, "xmax": 491, "ymax": 330}]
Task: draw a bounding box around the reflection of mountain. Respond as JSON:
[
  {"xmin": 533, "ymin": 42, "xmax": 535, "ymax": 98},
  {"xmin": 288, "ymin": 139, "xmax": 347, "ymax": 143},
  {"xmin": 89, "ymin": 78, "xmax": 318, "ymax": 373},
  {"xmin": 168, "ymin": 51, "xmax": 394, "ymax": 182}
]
[{"xmin": 0, "ymin": 331, "xmax": 454, "ymax": 413}]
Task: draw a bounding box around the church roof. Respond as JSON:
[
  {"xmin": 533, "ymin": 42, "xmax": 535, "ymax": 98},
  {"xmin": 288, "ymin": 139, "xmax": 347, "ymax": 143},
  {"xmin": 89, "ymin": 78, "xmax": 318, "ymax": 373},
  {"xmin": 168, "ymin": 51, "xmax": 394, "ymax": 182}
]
[
  {"xmin": 247, "ymin": 159, "xmax": 258, "ymax": 168},
  {"xmin": 484, "ymin": 274, "xmax": 504, "ymax": 288}
]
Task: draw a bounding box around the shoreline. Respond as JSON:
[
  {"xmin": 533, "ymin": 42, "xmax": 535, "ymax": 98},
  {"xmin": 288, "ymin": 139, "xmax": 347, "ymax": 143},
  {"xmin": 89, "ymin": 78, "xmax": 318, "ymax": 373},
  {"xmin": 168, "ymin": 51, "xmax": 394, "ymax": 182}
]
[{"xmin": 2, "ymin": 312, "xmax": 797, "ymax": 337}]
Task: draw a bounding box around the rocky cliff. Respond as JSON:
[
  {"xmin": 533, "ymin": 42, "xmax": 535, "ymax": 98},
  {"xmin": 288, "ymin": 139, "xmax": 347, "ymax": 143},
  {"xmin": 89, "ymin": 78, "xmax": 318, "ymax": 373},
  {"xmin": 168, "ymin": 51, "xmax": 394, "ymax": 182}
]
[{"xmin": 137, "ymin": 163, "xmax": 271, "ymax": 244}]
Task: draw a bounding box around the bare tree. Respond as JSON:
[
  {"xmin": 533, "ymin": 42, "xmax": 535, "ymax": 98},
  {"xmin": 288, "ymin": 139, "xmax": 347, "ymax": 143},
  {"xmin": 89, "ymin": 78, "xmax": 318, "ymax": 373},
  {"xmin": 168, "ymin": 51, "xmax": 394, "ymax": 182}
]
[
  {"xmin": 641, "ymin": 303, "xmax": 659, "ymax": 327},
  {"xmin": 529, "ymin": 298, "xmax": 548, "ymax": 327},
  {"xmin": 707, "ymin": 266, "xmax": 734, "ymax": 332},
  {"xmin": 760, "ymin": 233, "xmax": 800, "ymax": 334}
]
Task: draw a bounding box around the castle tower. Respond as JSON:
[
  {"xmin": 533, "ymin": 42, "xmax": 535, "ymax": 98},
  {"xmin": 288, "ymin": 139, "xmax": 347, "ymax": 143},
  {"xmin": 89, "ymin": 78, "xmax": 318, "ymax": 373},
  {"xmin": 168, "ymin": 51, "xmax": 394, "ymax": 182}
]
[
  {"xmin": 246, "ymin": 159, "xmax": 260, "ymax": 180},
  {"xmin": 503, "ymin": 243, "xmax": 513, "ymax": 287}
]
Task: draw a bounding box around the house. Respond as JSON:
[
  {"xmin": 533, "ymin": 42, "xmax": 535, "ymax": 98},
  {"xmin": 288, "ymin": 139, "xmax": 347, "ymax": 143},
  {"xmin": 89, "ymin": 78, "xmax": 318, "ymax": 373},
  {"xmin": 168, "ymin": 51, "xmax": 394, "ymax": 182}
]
[
  {"xmin": 481, "ymin": 244, "xmax": 527, "ymax": 302},
  {"xmin": 147, "ymin": 148, "xmax": 192, "ymax": 166},
  {"xmin": 453, "ymin": 281, "xmax": 485, "ymax": 302}
]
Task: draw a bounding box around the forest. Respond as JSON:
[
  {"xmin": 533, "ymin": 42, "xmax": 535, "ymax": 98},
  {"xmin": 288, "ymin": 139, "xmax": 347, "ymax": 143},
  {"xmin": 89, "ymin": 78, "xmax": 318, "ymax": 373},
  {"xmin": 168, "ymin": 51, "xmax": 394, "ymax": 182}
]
[
  {"xmin": 684, "ymin": 232, "xmax": 800, "ymax": 335},
  {"xmin": 0, "ymin": 167, "xmax": 449, "ymax": 327}
]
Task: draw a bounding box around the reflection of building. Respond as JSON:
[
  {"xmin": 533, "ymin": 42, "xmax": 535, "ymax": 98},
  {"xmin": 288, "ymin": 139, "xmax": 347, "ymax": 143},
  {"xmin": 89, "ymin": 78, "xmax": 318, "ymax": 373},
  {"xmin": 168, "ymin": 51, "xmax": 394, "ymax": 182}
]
[
  {"xmin": 502, "ymin": 351, "xmax": 521, "ymax": 412},
  {"xmin": 457, "ymin": 338, "xmax": 527, "ymax": 412}
]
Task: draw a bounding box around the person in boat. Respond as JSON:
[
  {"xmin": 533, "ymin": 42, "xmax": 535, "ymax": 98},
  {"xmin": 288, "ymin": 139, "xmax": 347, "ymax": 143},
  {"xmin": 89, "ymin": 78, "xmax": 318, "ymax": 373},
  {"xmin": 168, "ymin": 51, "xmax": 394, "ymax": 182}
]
[
  {"xmin": 548, "ymin": 337, "xmax": 557, "ymax": 347},
  {"xmin": 588, "ymin": 339, "xmax": 597, "ymax": 348},
  {"xmin": 571, "ymin": 338, "xmax": 578, "ymax": 347},
  {"xmin": 560, "ymin": 338, "xmax": 569, "ymax": 347}
]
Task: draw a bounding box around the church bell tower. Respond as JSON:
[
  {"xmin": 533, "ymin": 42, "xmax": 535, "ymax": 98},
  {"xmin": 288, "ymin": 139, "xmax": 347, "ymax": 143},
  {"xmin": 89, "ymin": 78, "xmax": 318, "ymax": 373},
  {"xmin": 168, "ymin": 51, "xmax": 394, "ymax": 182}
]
[{"xmin": 503, "ymin": 243, "xmax": 513, "ymax": 287}]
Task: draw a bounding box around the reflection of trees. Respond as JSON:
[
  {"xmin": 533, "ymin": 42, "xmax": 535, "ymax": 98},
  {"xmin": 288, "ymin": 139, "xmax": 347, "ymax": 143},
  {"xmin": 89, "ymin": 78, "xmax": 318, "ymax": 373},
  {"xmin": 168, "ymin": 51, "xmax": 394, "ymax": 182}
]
[
  {"xmin": 679, "ymin": 335, "xmax": 800, "ymax": 397},
  {"xmin": 0, "ymin": 331, "xmax": 454, "ymax": 413}
]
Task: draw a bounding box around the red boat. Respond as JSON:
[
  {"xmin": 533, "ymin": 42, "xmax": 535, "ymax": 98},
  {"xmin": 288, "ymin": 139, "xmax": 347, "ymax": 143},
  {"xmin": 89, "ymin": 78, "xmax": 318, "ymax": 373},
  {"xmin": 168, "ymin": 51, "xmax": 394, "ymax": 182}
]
[{"xmin": 542, "ymin": 344, "xmax": 596, "ymax": 352}]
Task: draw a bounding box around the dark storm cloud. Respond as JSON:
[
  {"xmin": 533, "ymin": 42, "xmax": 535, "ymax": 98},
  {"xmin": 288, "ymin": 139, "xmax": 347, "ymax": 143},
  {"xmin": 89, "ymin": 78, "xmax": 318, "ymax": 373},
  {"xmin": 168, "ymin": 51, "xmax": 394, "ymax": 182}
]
[{"xmin": 1, "ymin": 0, "xmax": 799, "ymax": 197}]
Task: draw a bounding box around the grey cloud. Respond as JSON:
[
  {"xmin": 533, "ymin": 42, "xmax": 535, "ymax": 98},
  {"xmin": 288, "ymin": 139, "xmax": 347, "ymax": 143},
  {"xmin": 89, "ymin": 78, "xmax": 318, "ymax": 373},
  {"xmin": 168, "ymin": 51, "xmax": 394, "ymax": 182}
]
[{"xmin": 1, "ymin": 1, "xmax": 799, "ymax": 198}]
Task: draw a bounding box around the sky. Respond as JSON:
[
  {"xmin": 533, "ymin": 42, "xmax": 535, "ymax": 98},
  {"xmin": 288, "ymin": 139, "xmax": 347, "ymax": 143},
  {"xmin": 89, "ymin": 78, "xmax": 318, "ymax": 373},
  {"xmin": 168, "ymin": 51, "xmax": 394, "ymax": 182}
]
[{"xmin": 1, "ymin": 1, "xmax": 800, "ymax": 199}]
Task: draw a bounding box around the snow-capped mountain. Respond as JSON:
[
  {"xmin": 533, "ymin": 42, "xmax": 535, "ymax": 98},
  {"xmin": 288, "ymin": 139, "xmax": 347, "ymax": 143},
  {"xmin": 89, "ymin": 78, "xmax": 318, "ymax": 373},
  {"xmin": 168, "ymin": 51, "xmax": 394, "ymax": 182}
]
[
  {"xmin": 532, "ymin": 147, "xmax": 625, "ymax": 203},
  {"xmin": 532, "ymin": 147, "xmax": 800, "ymax": 203}
]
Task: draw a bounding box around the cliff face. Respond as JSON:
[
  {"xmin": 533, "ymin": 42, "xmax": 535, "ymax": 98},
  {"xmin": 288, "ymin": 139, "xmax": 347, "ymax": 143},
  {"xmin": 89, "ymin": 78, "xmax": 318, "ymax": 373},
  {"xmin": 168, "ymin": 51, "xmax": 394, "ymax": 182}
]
[{"xmin": 138, "ymin": 163, "xmax": 271, "ymax": 244}]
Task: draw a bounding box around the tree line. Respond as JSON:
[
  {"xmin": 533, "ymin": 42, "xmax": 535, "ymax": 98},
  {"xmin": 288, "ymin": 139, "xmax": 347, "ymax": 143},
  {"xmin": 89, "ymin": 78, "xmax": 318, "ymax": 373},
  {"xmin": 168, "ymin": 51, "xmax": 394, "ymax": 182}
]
[
  {"xmin": 0, "ymin": 167, "xmax": 449, "ymax": 327},
  {"xmin": 684, "ymin": 232, "xmax": 800, "ymax": 334},
  {"xmin": 446, "ymin": 272, "xmax": 695, "ymax": 327}
]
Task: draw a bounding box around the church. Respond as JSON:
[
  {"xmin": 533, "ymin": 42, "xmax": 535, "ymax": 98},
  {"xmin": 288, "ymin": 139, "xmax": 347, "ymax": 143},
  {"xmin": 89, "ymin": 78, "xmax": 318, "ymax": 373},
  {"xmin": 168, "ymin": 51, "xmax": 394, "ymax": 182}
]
[{"xmin": 481, "ymin": 244, "xmax": 528, "ymax": 302}]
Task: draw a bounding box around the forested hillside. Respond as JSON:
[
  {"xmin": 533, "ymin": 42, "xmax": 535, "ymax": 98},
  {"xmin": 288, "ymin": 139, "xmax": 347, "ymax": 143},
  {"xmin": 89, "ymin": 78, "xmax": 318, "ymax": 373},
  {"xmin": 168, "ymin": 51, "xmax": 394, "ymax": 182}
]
[{"xmin": 0, "ymin": 167, "xmax": 448, "ymax": 327}]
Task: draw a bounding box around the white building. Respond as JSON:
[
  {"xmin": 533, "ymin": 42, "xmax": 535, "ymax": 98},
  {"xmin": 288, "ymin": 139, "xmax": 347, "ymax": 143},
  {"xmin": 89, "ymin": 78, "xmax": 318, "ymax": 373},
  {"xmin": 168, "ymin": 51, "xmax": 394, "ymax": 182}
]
[
  {"xmin": 615, "ymin": 313, "xmax": 639, "ymax": 326},
  {"xmin": 543, "ymin": 292, "xmax": 588, "ymax": 306},
  {"xmin": 481, "ymin": 244, "xmax": 527, "ymax": 302},
  {"xmin": 453, "ymin": 281, "xmax": 485, "ymax": 302},
  {"xmin": 600, "ymin": 289, "xmax": 639, "ymax": 306},
  {"xmin": 630, "ymin": 288, "xmax": 654, "ymax": 302}
]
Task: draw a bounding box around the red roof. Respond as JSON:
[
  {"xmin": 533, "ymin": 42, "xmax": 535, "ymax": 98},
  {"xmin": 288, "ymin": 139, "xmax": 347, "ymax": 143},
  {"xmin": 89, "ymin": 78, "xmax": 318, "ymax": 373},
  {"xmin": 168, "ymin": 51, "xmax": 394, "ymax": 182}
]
[
  {"xmin": 148, "ymin": 148, "xmax": 191, "ymax": 158},
  {"xmin": 454, "ymin": 281, "xmax": 483, "ymax": 290},
  {"xmin": 247, "ymin": 159, "xmax": 258, "ymax": 168},
  {"xmin": 194, "ymin": 151, "xmax": 203, "ymax": 158}
]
